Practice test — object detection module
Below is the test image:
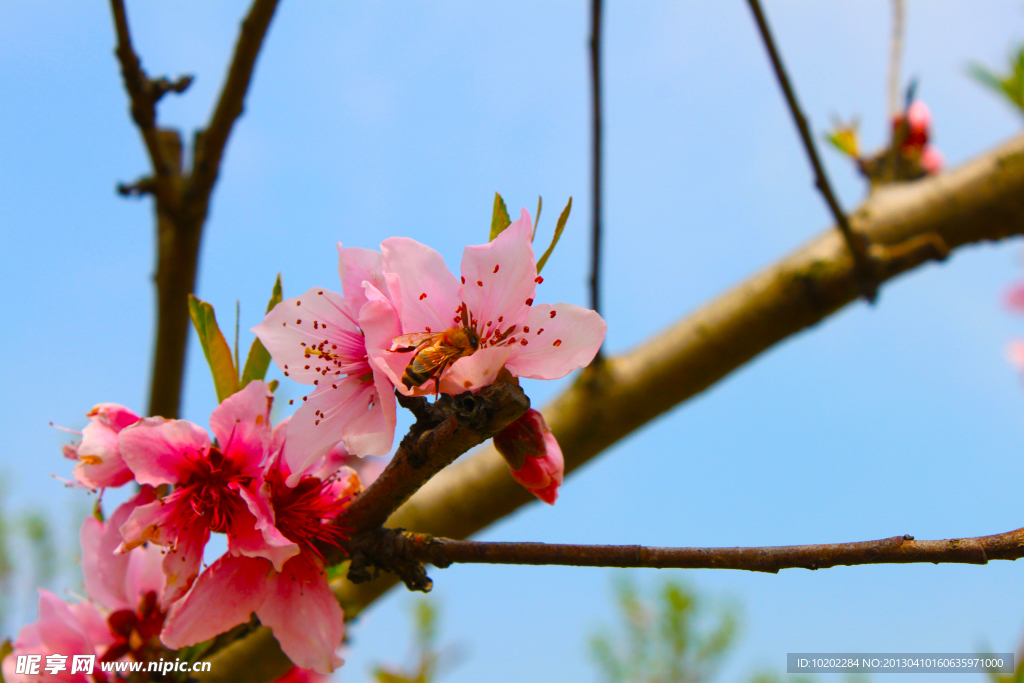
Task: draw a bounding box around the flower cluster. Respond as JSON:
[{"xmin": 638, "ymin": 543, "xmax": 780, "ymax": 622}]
[
  {"xmin": 11, "ymin": 381, "xmax": 360, "ymax": 677},
  {"xmin": 253, "ymin": 208, "xmax": 605, "ymax": 502},
  {"xmin": 8, "ymin": 208, "xmax": 604, "ymax": 679}
]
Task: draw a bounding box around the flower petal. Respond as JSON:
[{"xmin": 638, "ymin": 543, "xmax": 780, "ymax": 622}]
[
  {"xmin": 233, "ymin": 488, "xmax": 300, "ymax": 572},
  {"xmin": 161, "ymin": 522, "xmax": 211, "ymax": 604},
  {"xmin": 438, "ymin": 345, "xmax": 515, "ymax": 394},
  {"xmin": 81, "ymin": 487, "xmax": 157, "ymax": 610},
  {"xmin": 119, "ymin": 417, "xmax": 211, "ymax": 486},
  {"xmin": 256, "ymin": 555, "xmax": 345, "ymax": 674},
  {"xmin": 283, "ymin": 378, "xmax": 382, "ymax": 482},
  {"xmin": 460, "ymin": 208, "xmax": 536, "ymax": 329},
  {"xmin": 253, "ymin": 289, "xmax": 366, "ymax": 386},
  {"xmin": 337, "ymin": 244, "xmax": 389, "ymax": 315},
  {"xmin": 88, "ymin": 403, "xmax": 140, "ymax": 431},
  {"xmin": 504, "ymin": 303, "xmax": 606, "ymax": 380},
  {"xmin": 209, "ymin": 379, "xmax": 273, "ymax": 473},
  {"xmin": 161, "ymin": 554, "xmax": 271, "ymax": 649},
  {"xmin": 381, "ymin": 237, "xmax": 462, "ymax": 334},
  {"xmin": 73, "ymin": 418, "xmax": 134, "ymax": 489}
]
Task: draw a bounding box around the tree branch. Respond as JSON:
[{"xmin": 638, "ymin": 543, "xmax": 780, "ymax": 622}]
[
  {"xmin": 199, "ymin": 131, "xmax": 1024, "ymax": 682},
  {"xmin": 746, "ymin": 0, "xmax": 879, "ymax": 302},
  {"xmin": 188, "ymin": 0, "xmax": 280, "ymax": 205},
  {"xmin": 888, "ymin": 0, "xmax": 905, "ymax": 120},
  {"xmin": 110, "ymin": 0, "xmax": 279, "ymax": 418},
  {"xmin": 327, "ymin": 382, "xmax": 530, "ymax": 557},
  {"xmin": 589, "ymin": 0, "xmax": 604, "ymax": 321},
  {"xmin": 372, "ymin": 529, "xmax": 1024, "ymax": 573}
]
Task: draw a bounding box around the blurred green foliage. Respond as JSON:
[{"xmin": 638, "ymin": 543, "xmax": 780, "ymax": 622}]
[
  {"xmin": 589, "ymin": 576, "xmax": 738, "ymax": 683},
  {"xmin": 970, "ymin": 46, "xmax": 1024, "ymax": 113}
]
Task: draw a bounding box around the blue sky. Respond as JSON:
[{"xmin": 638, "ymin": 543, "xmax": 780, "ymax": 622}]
[{"xmin": 3, "ymin": 1, "xmax": 1024, "ymax": 681}]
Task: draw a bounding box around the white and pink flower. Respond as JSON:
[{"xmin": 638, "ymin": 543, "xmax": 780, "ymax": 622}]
[
  {"xmin": 253, "ymin": 245, "xmax": 399, "ymax": 481},
  {"xmin": 61, "ymin": 404, "xmax": 140, "ymax": 490},
  {"xmin": 371, "ymin": 209, "xmax": 606, "ymax": 396}
]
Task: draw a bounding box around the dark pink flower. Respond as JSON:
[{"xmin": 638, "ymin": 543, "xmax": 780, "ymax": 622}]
[
  {"xmin": 253, "ymin": 245, "xmax": 399, "ymax": 480},
  {"xmin": 62, "ymin": 404, "xmax": 140, "ymax": 490},
  {"xmin": 494, "ymin": 409, "xmax": 564, "ymax": 505},
  {"xmin": 372, "ymin": 209, "xmax": 606, "ymax": 396},
  {"xmin": 117, "ymin": 381, "xmax": 276, "ymax": 602},
  {"xmin": 160, "ymin": 418, "xmax": 359, "ymax": 674}
]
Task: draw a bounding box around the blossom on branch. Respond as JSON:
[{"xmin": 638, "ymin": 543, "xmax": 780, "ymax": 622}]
[
  {"xmin": 253, "ymin": 245, "xmax": 399, "ymax": 480},
  {"xmin": 61, "ymin": 403, "xmax": 140, "ymax": 490},
  {"xmin": 116, "ymin": 381, "xmax": 278, "ymax": 602},
  {"xmin": 4, "ymin": 490, "xmax": 171, "ymax": 681},
  {"xmin": 372, "ymin": 208, "xmax": 606, "ymax": 396},
  {"xmin": 494, "ymin": 408, "xmax": 564, "ymax": 504},
  {"xmin": 159, "ymin": 416, "xmax": 360, "ymax": 674}
]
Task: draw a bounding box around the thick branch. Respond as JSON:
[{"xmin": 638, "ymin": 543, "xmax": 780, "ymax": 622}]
[
  {"xmin": 201, "ymin": 132, "xmax": 1024, "ymax": 682},
  {"xmin": 746, "ymin": 0, "xmax": 878, "ymax": 302},
  {"xmin": 327, "ymin": 383, "xmax": 530, "ymax": 561},
  {"xmin": 391, "ymin": 530, "xmax": 1024, "ymax": 573}
]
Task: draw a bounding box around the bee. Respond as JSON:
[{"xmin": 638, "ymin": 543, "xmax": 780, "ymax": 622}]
[{"xmin": 392, "ymin": 304, "xmax": 481, "ymax": 391}]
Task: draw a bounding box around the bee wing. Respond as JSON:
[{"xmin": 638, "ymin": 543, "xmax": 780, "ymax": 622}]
[
  {"xmin": 409, "ymin": 345, "xmax": 459, "ymax": 375},
  {"xmin": 391, "ymin": 332, "xmax": 438, "ymax": 352}
]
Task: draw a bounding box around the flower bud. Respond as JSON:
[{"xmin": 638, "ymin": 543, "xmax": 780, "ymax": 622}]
[{"xmin": 494, "ymin": 409, "xmax": 564, "ymax": 505}]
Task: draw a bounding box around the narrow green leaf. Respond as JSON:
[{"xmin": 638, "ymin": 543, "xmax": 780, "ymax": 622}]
[
  {"xmin": 267, "ymin": 379, "xmax": 279, "ymax": 393},
  {"xmin": 234, "ymin": 300, "xmax": 241, "ymax": 377},
  {"xmin": 533, "ymin": 195, "xmax": 542, "ymax": 242},
  {"xmin": 489, "ymin": 192, "xmax": 511, "ymax": 241},
  {"xmin": 968, "ymin": 63, "xmax": 1006, "ymax": 95},
  {"xmin": 188, "ymin": 294, "xmax": 239, "ymax": 402},
  {"xmin": 240, "ymin": 274, "xmax": 283, "ymax": 389},
  {"xmin": 536, "ymin": 196, "xmax": 571, "ymax": 273}
]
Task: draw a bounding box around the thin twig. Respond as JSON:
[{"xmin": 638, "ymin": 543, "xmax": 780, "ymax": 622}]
[
  {"xmin": 888, "ymin": 0, "xmax": 905, "ymax": 119},
  {"xmin": 366, "ymin": 528, "xmax": 1024, "ymax": 575},
  {"xmin": 188, "ymin": 0, "xmax": 280, "ymax": 204},
  {"xmin": 589, "ymin": 0, "xmax": 604, "ymax": 321},
  {"xmin": 746, "ymin": 0, "xmax": 879, "ymax": 303}
]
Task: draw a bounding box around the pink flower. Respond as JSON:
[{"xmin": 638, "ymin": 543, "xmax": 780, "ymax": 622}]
[
  {"xmin": 160, "ymin": 418, "xmax": 359, "ymax": 674},
  {"xmin": 116, "ymin": 381, "xmax": 276, "ymax": 602},
  {"xmin": 894, "ymin": 100, "xmax": 932, "ymax": 149},
  {"xmin": 62, "ymin": 404, "xmax": 140, "ymax": 490},
  {"xmin": 253, "ymin": 245, "xmax": 399, "ymax": 480},
  {"xmin": 3, "ymin": 591, "xmax": 114, "ymax": 683},
  {"xmin": 493, "ymin": 409, "xmax": 564, "ymax": 505},
  {"xmin": 372, "ymin": 209, "xmax": 606, "ymax": 396},
  {"xmin": 273, "ymin": 667, "xmax": 333, "ymax": 683},
  {"xmin": 81, "ymin": 489, "xmax": 172, "ymax": 665},
  {"xmin": 920, "ymin": 145, "xmax": 943, "ymax": 175}
]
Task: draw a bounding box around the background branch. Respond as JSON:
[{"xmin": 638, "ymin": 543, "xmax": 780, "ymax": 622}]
[
  {"xmin": 201, "ymin": 131, "xmax": 1024, "ymax": 682},
  {"xmin": 110, "ymin": 0, "xmax": 279, "ymax": 418},
  {"xmin": 888, "ymin": 0, "xmax": 906, "ymax": 119},
  {"xmin": 589, "ymin": 0, "xmax": 604, "ymax": 322},
  {"xmin": 746, "ymin": 0, "xmax": 879, "ymax": 302}
]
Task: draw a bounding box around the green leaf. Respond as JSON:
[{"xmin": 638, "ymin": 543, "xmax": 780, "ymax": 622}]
[
  {"xmin": 240, "ymin": 274, "xmax": 283, "ymax": 389},
  {"xmin": 532, "ymin": 195, "xmax": 542, "ymax": 242},
  {"xmin": 188, "ymin": 294, "xmax": 239, "ymax": 403},
  {"xmin": 536, "ymin": 196, "xmax": 571, "ymax": 273},
  {"xmin": 489, "ymin": 192, "xmax": 511, "ymax": 241},
  {"xmin": 969, "ymin": 63, "xmax": 1007, "ymax": 95}
]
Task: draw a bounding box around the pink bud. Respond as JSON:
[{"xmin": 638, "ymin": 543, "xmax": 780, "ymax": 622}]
[
  {"xmin": 494, "ymin": 409, "xmax": 564, "ymax": 505},
  {"xmin": 920, "ymin": 144, "xmax": 944, "ymax": 175},
  {"xmin": 893, "ymin": 101, "xmax": 932, "ymax": 149}
]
